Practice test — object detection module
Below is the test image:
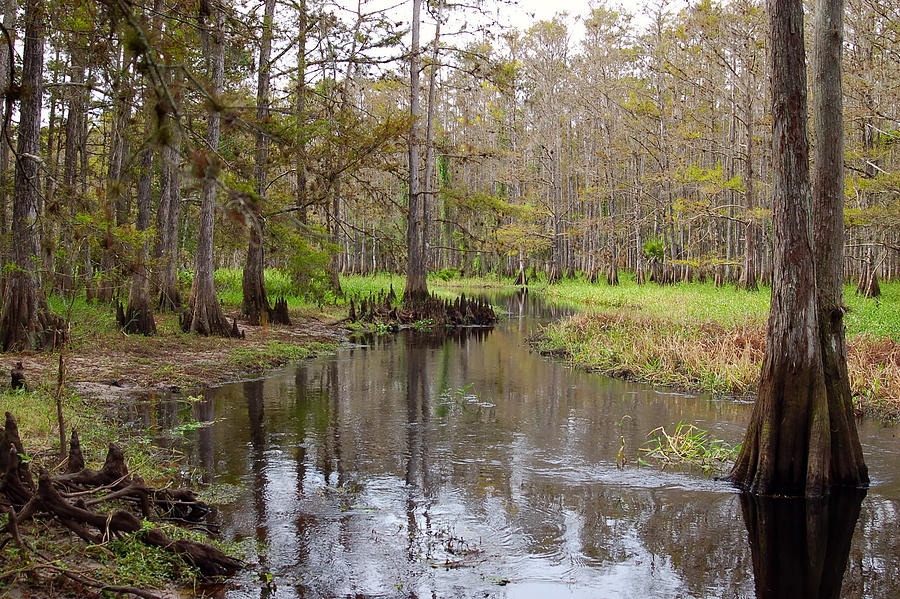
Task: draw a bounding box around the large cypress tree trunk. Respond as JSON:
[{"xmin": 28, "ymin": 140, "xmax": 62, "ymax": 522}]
[
  {"xmin": 184, "ymin": 8, "xmax": 233, "ymax": 337},
  {"xmin": 729, "ymin": 0, "xmax": 866, "ymax": 496},
  {"xmin": 0, "ymin": 0, "xmax": 64, "ymax": 351},
  {"xmin": 242, "ymin": 0, "xmax": 275, "ymax": 326},
  {"xmin": 810, "ymin": 0, "xmax": 867, "ymax": 487},
  {"xmin": 404, "ymin": 0, "xmax": 428, "ymax": 304}
]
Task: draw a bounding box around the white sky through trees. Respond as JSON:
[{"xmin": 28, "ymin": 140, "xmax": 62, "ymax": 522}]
[{"xmin": 336, "ymin": 0, "xmax": 685, "ymax": 56}]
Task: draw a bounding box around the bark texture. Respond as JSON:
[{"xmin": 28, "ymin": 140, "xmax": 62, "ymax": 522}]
[
  {"xmin": 183, "ymin": 9, "xmax": 233, "ymax": 337},
  {"xmin": 242, "ymin": 0, "xmax": 276, "ymax": 326},
  {"xmin": 157, "ymin": 71, "xmax": 184, "ymax": 312},
  {"xmin": 729, "ymin": 0, "xmax": 867, "ymax": 496},
  {"xmin": 810, "ymin": 0, "xmax": 867, "ymax": 488},
  {"xmin": 0, "ymin": 0, "xmax": 64, "ymax": 351},
  {"xmin": 404, "ymin": 0, "xmax": 429, "ymax": 304}
]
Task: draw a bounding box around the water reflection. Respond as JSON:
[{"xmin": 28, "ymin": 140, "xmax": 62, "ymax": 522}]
[
  {"xmin": 141, "ymin": 291, "xmax": 900, "ymax": 598},
  {"xmin": 741, "ymin": 491, "xmax": 865, "ymax": 599}
]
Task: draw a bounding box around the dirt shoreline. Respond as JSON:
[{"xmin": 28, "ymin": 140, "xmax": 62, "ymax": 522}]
[{"xmin": 7, "ymin": 311, "xmax": 348, "ymax": 404}]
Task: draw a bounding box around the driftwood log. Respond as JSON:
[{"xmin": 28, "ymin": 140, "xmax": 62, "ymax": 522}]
[{"xmin": 0, "ymin": 412, "xmax": 242, "ymax": 583}]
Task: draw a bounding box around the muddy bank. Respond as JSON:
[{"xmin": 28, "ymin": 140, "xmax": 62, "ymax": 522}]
[{"xmin": 6, "ymin": 312, "xmax": 347, "ymax": 404}]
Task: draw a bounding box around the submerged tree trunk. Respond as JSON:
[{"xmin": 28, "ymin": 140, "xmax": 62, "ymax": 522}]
[
  {"xmin": 729, "ymin": 0, "xmax": 867, "ymax": 496},
  {"xmin": 404, "ymin": 0, "xmax": 428, "ymax": 304},
  {"xmin": 184, "ymin": 8, "xmax": 234, "ymax": 337},
  {"xmin": 242, "ymin": 0, "xmax": 275, "ymax": 326}
]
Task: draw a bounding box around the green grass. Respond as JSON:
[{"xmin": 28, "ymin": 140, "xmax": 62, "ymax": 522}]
[
  {"xmin": 340, "ymin": 272, "xmax": 519, "ymax": 302},
  {"xmin": 542, "ymin": 273, "xmax": 769, "ymax": 327},
  {"xmin": 540, "ymin": 273, "xmax": 900, "ymax": 340},
  {"xmin": 538, "ymin": 275, "xmax": 900, "ymax": 420},
  {"xmin": 638, "ymin": 421, "xmax": 741, "ymax": 474},
  {"xmin": 229, "ymin": 340, "xmax": 338, "ymax": 370}
]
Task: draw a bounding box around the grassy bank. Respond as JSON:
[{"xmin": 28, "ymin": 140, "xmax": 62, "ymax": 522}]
[
  {"xmin": 537, "ymin": 274, "xmax": 900, "ymax": 422},
  {"xmin": 340, "ymin": 272, "xmax": 520, "ymax": 298}
]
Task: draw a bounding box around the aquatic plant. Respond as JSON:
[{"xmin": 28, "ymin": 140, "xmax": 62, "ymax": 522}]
[{"xmin": 638, "ymin": 422, "xmax": 740, "ymax": 474}]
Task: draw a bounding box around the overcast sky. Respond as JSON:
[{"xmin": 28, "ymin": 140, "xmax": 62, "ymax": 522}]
[{"xmin": 342, "ymin": 0, "xmax": 681, "ymax": 54}]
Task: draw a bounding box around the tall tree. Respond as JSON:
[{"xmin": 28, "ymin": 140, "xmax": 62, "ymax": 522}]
[
  {"xmin": 183, "ymin": 7, "xmax": 234, "ymax": 336},
  {"xmin": 729, "ymin": 0, "xmax": 867, "ymax": 496},
  {"xmin": 156, "ymin": 68, "xmax": 184, "ymax": 312},
  {"xmin": 0, "ymin": 0, "xmax": 63, "ymax": 350},
  {"xmin": 809, "ymin": 0, "xmax": 867, "ymax": 488},
  {"xmin": 123, "ymin": 2, "xmax": 162, "ymax": 336},
  {"xmin": 242, "ymin": 0, "xmax": 276, "ymax": 325},
  {"xmin": 404, "ymin": 0, "xmax": 428, "ymax": 303},
  {"xmin": 0, "ymin": 0, "xmax": 15, "ymax": 260}
]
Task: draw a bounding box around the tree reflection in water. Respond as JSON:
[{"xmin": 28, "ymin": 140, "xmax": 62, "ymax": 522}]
[{"xmin": 741, "ymin": 490, "xmax": 865, "ymax": 599}]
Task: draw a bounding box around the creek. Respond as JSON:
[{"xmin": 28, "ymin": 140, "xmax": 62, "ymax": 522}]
[{"xmin": 134, "ymin": 290, "xmax": 900, "ymax": 598}]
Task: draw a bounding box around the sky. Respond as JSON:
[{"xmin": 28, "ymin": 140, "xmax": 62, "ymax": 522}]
[{"xmin": 343, "ymin": 0, "xmax": 677, "ymax": 54}]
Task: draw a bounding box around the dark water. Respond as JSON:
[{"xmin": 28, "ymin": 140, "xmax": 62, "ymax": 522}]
[{"xmin": 134, "ymin": 291, "xmax": 900, "ymax": 598}]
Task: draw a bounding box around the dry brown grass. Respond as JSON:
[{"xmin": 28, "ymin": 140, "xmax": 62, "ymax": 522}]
[{"xmin": 541, "ymin": 310, "xmax": 900, "ymax": 421}]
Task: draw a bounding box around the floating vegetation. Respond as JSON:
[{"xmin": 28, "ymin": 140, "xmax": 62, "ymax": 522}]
[
  {"xmin": 437, "ymin": 384, "xmax": 495, "ymax": 413},
  {"xmin": 171, "ymin": 418, "xmax": 218, "ymax": 435},
  {"xmin": 638, "ymin": 421, "xmax": 740, "ymax": 474}
]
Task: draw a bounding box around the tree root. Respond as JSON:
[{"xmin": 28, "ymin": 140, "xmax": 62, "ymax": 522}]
[
  {"xmin": 0, "ymin": 412, "xmax": 243, "ymax": 590},
  {"xmin": 350, "ymin": 290, "xmax": 496, "ymax": 327}
]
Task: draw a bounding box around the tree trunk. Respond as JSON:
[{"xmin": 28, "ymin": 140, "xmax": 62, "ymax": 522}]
[
  {"xmin": 0, "ymin": 0, "xmax": 63, "ymax": 351},
  {"xmin": 809, "ymin": 0, "xmax": 867, "ymax": 487},
  {"xmin": 294, "ymin": 0, "xmax": 308, "ymax": 228},
  {"xmin": 242, "ymin": 0, "xmax": 275, "ymax": 326},
  {"xmin": 57, "ymin": 54, "xmax": 85, "ymax": 297},
  {"xmin": 421, "ymin": 0, "xmax": 442, "ymax": 279},
  {"xmin": 184, "ymin": 8, "xmax": 234, "ymax": 337},
  {"xmin": 96, "ymin": 51, "xmax": 128, "ymax": 304},
  {"xmin": 157, "ymin": 70, "xmax": 183, "ymax": 311},
  {"xmin": 404, "ymin": 0, "xmax": 428, "ymax": 304},
  {"xmin": 0, "ymin": 0, "xmax": 14, "ymax": 266},
  {"xmin": 737, "ymin": 90, "xmax": 759, "ymax": 291},
  {"xmin": 729, "ymin": 0, "xmax": 866, "ymax": 496},
  {"xmin": 124, "ymin": 77, "xmax": 157, "ymax": 335}
]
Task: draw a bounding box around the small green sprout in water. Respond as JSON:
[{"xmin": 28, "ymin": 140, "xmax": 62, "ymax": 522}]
[
  {"xmin": 616, "ymin": 435, "xmax": 627, "ymax": 469},
  {"xmin": 638, "ymin": 421, "xmax": 740, "ymax": 474}
]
